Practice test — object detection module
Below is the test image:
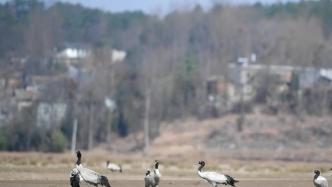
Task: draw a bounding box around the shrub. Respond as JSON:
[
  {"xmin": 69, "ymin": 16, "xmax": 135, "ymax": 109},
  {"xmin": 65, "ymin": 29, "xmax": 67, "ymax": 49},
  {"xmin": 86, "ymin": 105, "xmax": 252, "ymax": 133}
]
[
  {"xmin": 0, "ymin": 131, "xmax": 7, "ymax": 150},
  {"xmin": 51, "ymin": 130, "xmax": 67, "ymax": 152}
]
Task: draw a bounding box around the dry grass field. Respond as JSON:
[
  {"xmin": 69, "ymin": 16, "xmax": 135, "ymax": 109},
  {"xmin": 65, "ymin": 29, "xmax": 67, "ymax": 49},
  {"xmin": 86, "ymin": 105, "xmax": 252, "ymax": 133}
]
[
  {"xmin": 0, "ymin": 151, "xmax": 331, "ymax": 187},
  {"xmin": 1, "ymin": 115, "xmax": 332, "ymax": 187}
]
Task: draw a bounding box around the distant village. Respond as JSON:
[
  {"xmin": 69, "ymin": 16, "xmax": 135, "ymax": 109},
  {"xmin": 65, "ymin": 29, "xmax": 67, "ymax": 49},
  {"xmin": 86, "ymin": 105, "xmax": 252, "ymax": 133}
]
[
  {"xmin": 203, "ymin": 55, "xmax": 332, "ymax": 117},
  {"xmin": 0, "ymin": 46, "xmax": 126, "ymax": 129},
  {"xmin": 1, "ymin": 45, "xmax": 332, "ymax": 130}
]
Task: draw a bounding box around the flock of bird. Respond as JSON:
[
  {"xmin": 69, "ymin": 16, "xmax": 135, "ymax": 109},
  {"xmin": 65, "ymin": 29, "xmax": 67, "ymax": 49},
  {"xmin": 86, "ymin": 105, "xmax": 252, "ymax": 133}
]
[{"xmin": 70, "ymin": 150, "xmax": 329, "ymax": 187}]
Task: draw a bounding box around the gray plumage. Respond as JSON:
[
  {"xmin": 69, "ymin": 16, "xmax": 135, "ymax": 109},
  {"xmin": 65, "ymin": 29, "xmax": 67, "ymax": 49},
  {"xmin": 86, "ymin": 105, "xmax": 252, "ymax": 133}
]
[
  {"xmin": 75, "ymin": 151, "xmax": 111, "ymax": 187},
  {"xmin": 197, "ymin": 161, "xmax": 238, "ymax": 187},
  {"xmin": 145, "ymin": 170, "xmax": 157, "ymax": 187},
  {"xmin": 144, "ymin": 160, "xmax": 162, "ymax": 187}
]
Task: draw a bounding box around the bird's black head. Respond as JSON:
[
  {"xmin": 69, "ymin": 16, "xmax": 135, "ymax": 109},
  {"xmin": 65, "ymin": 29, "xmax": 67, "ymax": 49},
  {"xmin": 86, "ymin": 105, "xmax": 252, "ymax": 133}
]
[
  {"xmin": 145, "ymin": 170, "xmax": 151, "ymax": 176},
  {"xmin": 197, "ymin": 161, "xmax": 205, "ymax": 171},
  {"xmin": 76, "ymin": 150, "xmax": 81, "ymax": 159},
  {"xmin": 198, "ymin": 161, "xmax": 205, "ymax": 166},
  {"xmin": 155, "ymin": 160, "xmax": 160, "ymax": 169},
  {"xmin": 314, "ymin": 170, "xmax": 320, "ymax": 175},
  {"xmin": 76, "ymin": 150, "xmax": 82, "ymax": 166}
]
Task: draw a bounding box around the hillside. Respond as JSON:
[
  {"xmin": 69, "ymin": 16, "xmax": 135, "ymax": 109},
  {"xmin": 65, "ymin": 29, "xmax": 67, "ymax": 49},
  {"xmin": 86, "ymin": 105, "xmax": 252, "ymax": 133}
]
[{"xmin": 143, "ymin": 114, "xmax": 332, "ymax": 162}]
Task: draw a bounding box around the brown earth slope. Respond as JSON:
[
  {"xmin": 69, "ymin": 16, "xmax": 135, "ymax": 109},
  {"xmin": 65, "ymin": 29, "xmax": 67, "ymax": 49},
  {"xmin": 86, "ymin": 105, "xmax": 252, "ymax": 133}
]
[{"xmin": 147, "ymin": 114, "xmax": 332, "ymax": 162}]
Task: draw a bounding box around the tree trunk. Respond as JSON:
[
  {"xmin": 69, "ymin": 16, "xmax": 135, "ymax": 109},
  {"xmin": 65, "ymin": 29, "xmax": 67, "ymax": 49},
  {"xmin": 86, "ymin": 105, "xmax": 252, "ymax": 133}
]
[
  {"xmin": 106, "ymin": 110, "xmax": 112, "ymax": 144},
  {"xmin": 88, "ymin": 104, "xmax": 94, "ymax": 150},
  {"xmin": 107, "ymin": 53, "xmax": 115, "ymax": 145},
  {"xmin": 144, "ymin": 89, "xmax": 151, "ymax": 152},
  {"xmin": 237, "ymin": 83, "xmax": 245, "ymax": 132},
  {"xmin": 71, "ymin": 118, "xmax": 78, "ymax": 153}
]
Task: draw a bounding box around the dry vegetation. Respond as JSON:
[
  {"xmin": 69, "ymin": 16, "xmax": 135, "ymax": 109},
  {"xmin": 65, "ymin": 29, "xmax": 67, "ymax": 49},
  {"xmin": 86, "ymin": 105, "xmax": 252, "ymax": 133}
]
[
  {"xmin": 148, "ymin": 114, "xmax": 332, "ymax": 162},
  {"xmin": 1, "ymin": 115, "xmax": 332, "ymax": 181},
  {"xmin": 0, "ymin": 150, "xmax": 330, "ymax": 181}
]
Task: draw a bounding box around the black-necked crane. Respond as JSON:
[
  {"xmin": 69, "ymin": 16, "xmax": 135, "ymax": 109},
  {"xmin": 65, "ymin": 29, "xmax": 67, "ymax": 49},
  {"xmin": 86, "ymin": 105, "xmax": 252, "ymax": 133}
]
[
  {"xmin": 197, "ymin": 161, "xmax": 238, "ymax": 187},
  {"xmin": 153, "ymin": 160, "xmax": 161, "ymax": 185},
  {"xmin": 144, "ymin": 170, "xmax": 156, "ymax": 187},
  {"xmin": 75, "ymin": 150, "xmax": 111, "ymax": 187},
  {"xmin": 313, "ymin": 170, "xmax": 328, "ymax": 187},
  {"xmin": 144, "ymin": 160, "xmax": 162, "ymax": 187},
  {"xmin": 106, "ymin": 161, "xmax": 122, "ymax": 173}
]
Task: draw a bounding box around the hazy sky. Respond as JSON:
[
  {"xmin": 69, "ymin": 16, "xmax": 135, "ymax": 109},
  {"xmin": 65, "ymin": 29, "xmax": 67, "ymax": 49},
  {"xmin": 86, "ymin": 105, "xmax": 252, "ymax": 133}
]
[{"xmin": 0, "ymin": 0, "xmax": 299, "ymax": 14}]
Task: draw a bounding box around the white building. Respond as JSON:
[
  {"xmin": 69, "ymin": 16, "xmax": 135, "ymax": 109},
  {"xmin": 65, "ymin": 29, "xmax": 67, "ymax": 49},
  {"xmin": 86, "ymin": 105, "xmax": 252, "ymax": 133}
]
[
  {"xmin": 111, "ymin": 49, "xmax": 127, "ymax": 63},
  {"xmin": 56, "ymin": 47, "xmax": 90, "ymax": 65},
  {"xmin": 57, "ymin": 48, "xmax": 88, "ymax": 59}
]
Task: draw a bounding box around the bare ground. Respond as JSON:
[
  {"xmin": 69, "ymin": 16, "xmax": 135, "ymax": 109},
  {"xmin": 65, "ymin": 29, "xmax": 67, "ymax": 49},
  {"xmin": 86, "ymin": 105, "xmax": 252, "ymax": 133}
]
[{"xmin": 0, "ymin": 179, "xmax": 319, "ymax": 187}]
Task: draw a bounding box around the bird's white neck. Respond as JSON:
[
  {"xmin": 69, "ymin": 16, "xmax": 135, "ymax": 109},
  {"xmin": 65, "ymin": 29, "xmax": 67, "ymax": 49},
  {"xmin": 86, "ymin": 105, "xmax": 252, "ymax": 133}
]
[
  {"xmin": 198, "ymin": 170, "xmax": 208, "ymax": 179},
  {"xmin": 76, "ymin": 163, "xmax": 83, "ymax": 169},
  {"xmin": 154, "ymin": 168, "xmax": 161, "ymax": 177},
  {"xmin": 197, "ymin": 164, "xmax": 206, "ymax": 178}
]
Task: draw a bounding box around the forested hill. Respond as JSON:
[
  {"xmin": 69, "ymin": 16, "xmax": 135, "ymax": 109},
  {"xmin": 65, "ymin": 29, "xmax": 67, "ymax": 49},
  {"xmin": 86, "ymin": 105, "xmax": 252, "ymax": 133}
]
[
  {"xmin": 1, "ymin": 0, "xmax": 332, "ymax": 60},
  {"xmin": 0, "ymin": 0, "xmax": 148, "ymax": 57},
  {"xmin": 1, "ymin": 0, "xmax": 332, "ymax": 152}
]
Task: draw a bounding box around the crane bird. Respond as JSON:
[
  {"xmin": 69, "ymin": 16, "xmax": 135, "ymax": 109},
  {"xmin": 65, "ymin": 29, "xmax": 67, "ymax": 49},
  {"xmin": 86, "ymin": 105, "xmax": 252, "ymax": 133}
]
[
  {"xmin": 75, "ymin": 150, "xmax": 111, "ymax": 187},
  {"xmin": 144, "ymin": 170, "xmax": 156, "ymax": 187},
  {"xmin": 144, "ymin": 160, "xmax": 162, "ymax": 187},
  {"xmin": 106, "ymin": 161, "xmax": 122, "ymax": 173},
  {"xmin": 197, "ymin": 161, "xmax": 239, "ymax": 187},
  {"xmin": 153, "ymin": 160, "xmax": 161, "ymax": 185},
  {"xmin": 313, "ymin": 170, "xmax": 328, "ymax": 187}
]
